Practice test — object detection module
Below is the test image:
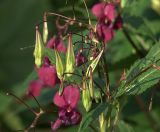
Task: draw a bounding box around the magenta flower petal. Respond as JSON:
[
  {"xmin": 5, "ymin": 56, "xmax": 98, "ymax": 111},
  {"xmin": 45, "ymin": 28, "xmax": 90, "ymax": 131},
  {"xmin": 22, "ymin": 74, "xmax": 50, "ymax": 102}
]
[
  {"xmin": 47, "ymin": 37, "xmax": 66, "ymax": 53},
  {"xmin": 58, "ymin": 109, "xmax": 81, "ymax": 126},
  {"xmin": 53, "ymin": 92, "xmax": 66, "ymax": 108},
  {"xmin": 51, "ymin": 118, "xmax": 62, "ymax": 131},
  {"xmin": 55, "ymin": 39, "xmax": 67, "ymax": 53},
  {"xmin": 37, "ymin": 65, "xmax": 59, "ymax": 87},
  {"xmin": 102, "ymin": 24, "xmax": 114, "ymax": 42},
  {"xmin": 97, "ymin": 23, "xmax": 103, "ymax": 39},
  {"xmin": 91, "ymin": 2, "xmax": 106, "ymax": 19},
  {"xmin": 104, "ymin": 4, "xmax": 115, "ymax": 21},
  {"xmin": 52, "ymin": 85, "xmax": 81, "ymax": 130},
  {"xmin": 63, "ymin": 85, "xmax": 80, "ymax": 109},
  {"xmin": 97, "ymin": 22, "xmax": 114, "ymax": 43},
  {"xmin": 53, "ymin": 85, "xmax": 80, "ymax": 109},
  {"xmin": 47, "ymin": 37, "xmax": 55, "ymax": 49},
  {"xmin": 27, "ymin": 80, "xmax": 43, "ymax": 97}
]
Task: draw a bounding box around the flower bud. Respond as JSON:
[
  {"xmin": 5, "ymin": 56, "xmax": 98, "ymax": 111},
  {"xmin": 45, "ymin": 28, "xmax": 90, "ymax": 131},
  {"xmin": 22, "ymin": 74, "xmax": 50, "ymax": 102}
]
[
  {"xmin": 43, "ymin": 12, "xmax": 48, "ymax": 44},
  {"xmin": 33, "ymin": 26, "xmax": 44, "ymax": 68},
  {"xmin": 82, "ymin": 79, "xmax": 92, "ymax": 112},
  {"xmin": 55, "ymin": 49, "xmax": 64, "ymax": 80},
  {"xmin": 94, "ymin": 88, "xmax": 102, "ymax": 103},
  {"xmin": 65, "ymin": 34, "xmax": 75, "ymax": 77},
  {"xmin": 99, "ymin": 113, "xmax": 106, "ymax": 132}
]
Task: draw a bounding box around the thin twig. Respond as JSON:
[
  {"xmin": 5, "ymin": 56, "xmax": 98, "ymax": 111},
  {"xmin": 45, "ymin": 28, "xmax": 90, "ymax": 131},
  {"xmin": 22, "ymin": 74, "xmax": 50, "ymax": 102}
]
[
  {"xmin": 102, "ymin": 55, "xmax": 110, "ymax": 100},
  {"xmin": 24, "ymin": 109, "xmax": 44, "ymax": 132},
  {"xmin": 47, "ymin": 12, "xmax": 91, "ymax": 27},
  {"xmin": 6, "ymin": 92, "xmax": 37, "ymax": 115}
]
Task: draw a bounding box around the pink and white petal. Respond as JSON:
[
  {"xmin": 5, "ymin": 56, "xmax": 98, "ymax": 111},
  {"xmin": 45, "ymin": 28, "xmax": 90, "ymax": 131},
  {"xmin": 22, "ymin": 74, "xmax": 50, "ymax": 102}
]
[
  {"xmin": 104, "ymin": 4, "xmax": 115, "ymax": 21},
  {"xmin": 51, "ymin": 118, "xmax": 62, "ymax": 131},
  {"xmin": 63, "ymin": 85, "xmax": 80, "ymax": 108},
  {"xmin": 53, "ymin": 92, "xmax": 66, "ymax": 108},
  {"xmin": 91, "ymin": 2, "xmax": 106, "ymax": 18}
]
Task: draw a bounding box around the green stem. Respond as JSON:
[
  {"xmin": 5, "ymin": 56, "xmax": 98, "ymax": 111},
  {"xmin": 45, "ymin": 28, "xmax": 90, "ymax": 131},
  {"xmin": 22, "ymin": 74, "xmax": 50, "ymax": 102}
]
[
  {"xmin": 102, "ymin": 55, "xmax": 110, "ymax": 100},
  {"xmin": 82, "ymin": 0, "xmax": 91, "ymax": 25}
]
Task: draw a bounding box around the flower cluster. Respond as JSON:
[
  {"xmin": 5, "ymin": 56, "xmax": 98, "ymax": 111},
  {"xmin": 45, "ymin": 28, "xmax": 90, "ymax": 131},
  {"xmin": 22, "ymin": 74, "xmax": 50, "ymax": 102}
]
[
  {"xmin": 92, "ymin": 2, "xmax": 122, "ymax": 43},
  {"xmin": 26, "ymin": 1, "xmax": 122, "ymax": 131},
  {"xmin": 51, "ymin": 85, "xmax": 81, "ymax": 130}
]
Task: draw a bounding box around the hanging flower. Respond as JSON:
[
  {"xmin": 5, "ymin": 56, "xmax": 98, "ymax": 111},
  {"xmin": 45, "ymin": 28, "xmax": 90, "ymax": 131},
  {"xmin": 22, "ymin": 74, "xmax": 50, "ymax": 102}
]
[
  {"xmin": 37, "ymin": 65, "xmax": 59, "ymax": 87},
  {"xmin": 47, "ymin": 36, "xmax": 67, "ymax": 53},
  {"xmin": 51, "ymin": 85, "xmax": 81, "ymax": 130},
  {"xmin": 27, "ymin": 80, "xmax": 43, "ymax": 97},
  {"xmin": 91, "ymin": 2, "xmax": 122, "ymax": 43}
]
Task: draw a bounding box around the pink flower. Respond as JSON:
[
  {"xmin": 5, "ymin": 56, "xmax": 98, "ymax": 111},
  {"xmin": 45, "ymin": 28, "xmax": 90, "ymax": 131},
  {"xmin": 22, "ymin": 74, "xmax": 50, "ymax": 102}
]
[
  {"xmin": 51, "ymin": 85, "xmax": 81, "ymax": 130},
  {"xmin": 27, "ymin": 80, "xmax": 43, "ymax": 97},
  {"xmin": 91, "ymin": 2, "xmax": 122, "ymax": 43},
  {"xmin": 37, "ymin": 65, "xmax": 59, "ymax": 87},
  {"xmin": 96, "ymin": 22, "xmax": 114, "ymax": 43},
  {"xmin": 47, "ymin": 37, "xmax": 66, "ymax": 53},
  {"xmin": 92, "ymin": 2, "xmax": 115, "ymax": 22}
]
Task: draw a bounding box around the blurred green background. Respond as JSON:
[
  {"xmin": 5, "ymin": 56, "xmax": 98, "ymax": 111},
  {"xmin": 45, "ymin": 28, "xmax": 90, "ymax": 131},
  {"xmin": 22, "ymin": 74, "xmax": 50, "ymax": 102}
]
[{"xmin": 0, "ymin": 0, "xmax": 160, "ymax": 131}]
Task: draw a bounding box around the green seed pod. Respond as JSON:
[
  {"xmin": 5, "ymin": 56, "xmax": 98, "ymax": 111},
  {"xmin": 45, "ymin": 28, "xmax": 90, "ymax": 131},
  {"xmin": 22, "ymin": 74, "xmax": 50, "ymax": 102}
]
[
  {"xmin": 43, "ymin": 12, "xmax": 48, "ymax": 44},
  {"xmin": 99, "ymin": 113, "xmax": 106, "ymax": 132},
  {"xmin": 33, "ymin": 26, "xmax": 44, "ymax": 68},
  {"xmin": 89, "ymin": 67, "xmax": 94, "ymax": 98},
  {"xmin": 94, "ymin": 88, "xmax": 102, "ymax": 103},
  {"xmin": 65, "ymin": 34, "xmax": 75, "ymax": 77},
  {"xmin": 86, "ymin": 49, "xmax": 103, "ymax": 76},
  {"xmin": 82, "ymin": 79, "xmax": 92, "ymax": 112},
  {"xmin": 59, "ymin": 79, "xmax": 64, "ymax": 95},
  {"xmin": 55, "ymin": 49, "xmax": 64, "ymax": 80}
]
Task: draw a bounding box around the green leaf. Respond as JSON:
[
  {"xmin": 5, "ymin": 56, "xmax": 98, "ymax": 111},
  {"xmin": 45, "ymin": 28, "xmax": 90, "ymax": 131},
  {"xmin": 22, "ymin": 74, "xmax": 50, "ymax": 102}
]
[
  {"xmin": 116, "ymin": 43, "xmax": 160, "ymax": 96},
  {"xmin": 115, "ymin": 120, "xmax": 135, "ymax": 132},
  {"xmin": 3, "ymin": 109, "xmax": 24, "ymax": 130},
  {"xmin": 44, "ymin": 48, "xmax": 56, "ymax": 64},
  {"xmin": 78, "ymin": 102, "xmax": 107, "ymax": 132}
]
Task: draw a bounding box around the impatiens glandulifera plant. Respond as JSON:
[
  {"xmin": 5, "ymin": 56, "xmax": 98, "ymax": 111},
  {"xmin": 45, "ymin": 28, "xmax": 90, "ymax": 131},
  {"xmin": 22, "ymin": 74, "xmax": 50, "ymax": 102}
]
[
  {"xmin": 51, "ymin": 85, "xmax": 81, "ymax": 130},
  {"xmin": 6, "ymin": 0, "xmax": 160, "ymax": 132}
]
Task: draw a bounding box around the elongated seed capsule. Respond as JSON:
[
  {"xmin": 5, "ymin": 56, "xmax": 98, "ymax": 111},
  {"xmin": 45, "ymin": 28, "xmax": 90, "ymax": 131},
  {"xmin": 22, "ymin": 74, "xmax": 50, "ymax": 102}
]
[{"xmin": 33, "ymin": 26, "xmax": 44, "ymax": 68}]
